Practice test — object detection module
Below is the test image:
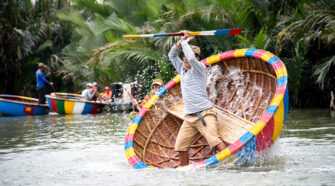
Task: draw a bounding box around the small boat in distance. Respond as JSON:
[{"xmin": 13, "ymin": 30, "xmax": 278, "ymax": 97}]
[
  {"xmin": 124, "ymin": 48, "xmax": 289, "ymax": 169},
  {"xmin": 0, "ymin": 94, "xmax": 49, "ymax": 116},
  {"xmin": 106, "ymin": 82, "xmax": 139, "ymax": 112},
  {"xmin": 46, "ymin": 93, "xmax": 105, "ymax": 115}
]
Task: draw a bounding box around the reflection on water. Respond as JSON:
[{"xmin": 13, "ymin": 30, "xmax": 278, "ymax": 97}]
[
  {"xmin": 0, "ymin": 109, "xmax": 335, "ymax": 185},
  {"xmin": 0, "ymin": 113, "xmax": 130, "ymax": 153}
]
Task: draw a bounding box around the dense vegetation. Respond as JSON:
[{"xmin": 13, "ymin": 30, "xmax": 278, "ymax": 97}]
[{"xmin": 1, "ymin": 0, "xmax": 334, "ymax": 108}]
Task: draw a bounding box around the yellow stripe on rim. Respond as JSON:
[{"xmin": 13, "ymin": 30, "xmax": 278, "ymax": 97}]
[
  {"xmin": 143, "ymin": 95, "xmax": 159, "ymax": 110},
  {"xmin": 148, "ymin": 95, "xmax": 159, "ymax": 104},
  {"xmin": 19, "ymin": 96, "xmax": 36, "ymax": 101},
  {"xmin": 275, "ymin": 67, "xmax": 288, "ymax": 78},
  {"xmin": 270, "ymin": 94, "xmax": 284, "ymax": 106},
  {"xmin": 234, "ymin": 49, "xmax": 248, "ymax": 58},
  {"xmin": 273, "ymin": 101, "xmax": 284, "ymax": 142},
  {"xmin": 143, "ymin": 101, "xmax": 153, "ymax": 109},
  {"xmin": 128, "ymin": 147, "xmax": 136, "ymax": 157},
  {"xmin": 206, "ymin": 54, "xmax": 221, "ymax": 65},
  {"xmin": 173, "ymin": 75, "xmax": 181, "ymax": 83},
  {"xmin": 125, "ymin": 148, "xmax": 132, "ymax": 159},
  {"xmin": 249, "ymin": 121, "xmax": 266, "ymax": 135},
  {"xmin": 261, "ymin": 52, "xmax": 275, "ymax": 62},
  {"xmin": 128, "ymin": 124, "xmax": 138, "ymax": 134},
  {"xmin": 216, "ymin": 148, "xmax": 231, "ymax": 161}
]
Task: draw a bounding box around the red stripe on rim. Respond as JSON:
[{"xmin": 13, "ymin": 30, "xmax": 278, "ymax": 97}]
[
  {"xmin": 220, "ymin": 50, "xmax": 235, "ymax": 60},
  {"xmin": 137, "ymin": 107, "xmax": 148, "ymax": 117},
  {"xmin": 201, "ymin": 59, "xmax": 208, "ymax": 66},
  {"xmin": 275, "ymin": 85, "xmax": 287, "ymax": 95},
  {"xmin": 253, "ymin": 50, "xmax": 266, "ymax": 59},
  {"xmin": 256, "ymin": 117, "xmax": 274, "ymax": 151},
  {"xmin": 128, "ymin": 155, "xmax": 141, "ymax": 166},
  {"xmin": 228, "ymin": 140, "xmax": 244, "ymax": 154},
  {"xmin": 260, "ymin": 113, "xmax": 273, "ymax": 123},
  {"xmin": 125, "ymin": 134, "xmax": 134, "ymax": 143},
  {"xmin": 193, "ymin": 160, "xmax": 206, "ymax": 169},
  {"xmin": 272, "ymin": 61, "xmax": 285, "ymax": 71},
  {"xmin": 165, "ymin": 80, "xmax": 177, "ymax": 90}
]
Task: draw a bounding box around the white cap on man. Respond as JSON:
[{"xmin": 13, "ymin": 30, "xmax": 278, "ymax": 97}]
[
  {"xmin": 92, "ymin": 82, "xmax": 98, "ymax": 86},
  {"xmin": 86, "ymin": 83, "xmax": 92, "ymax": 87}
]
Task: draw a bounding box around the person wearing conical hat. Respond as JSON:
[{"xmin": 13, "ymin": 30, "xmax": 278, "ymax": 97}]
[
  {"xmin": 168, "ymin": 30, "xmax": 227, "ymax": 167},
  {"xmin": 36, "ymin": 63, "xmax": 54, "ymax": 104},
  {"xmin": 132, "ymin": 79, "xmax": 164, "ymax": 109}
]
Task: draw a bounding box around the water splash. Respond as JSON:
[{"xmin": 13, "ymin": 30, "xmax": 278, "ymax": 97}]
[
  {"xmin": 206, "ymin": 66, "xmax": 269, "ymax": 121},
  {"xmin": 206, "ymin": 65, "xmax": 223, "ymax": 104}
]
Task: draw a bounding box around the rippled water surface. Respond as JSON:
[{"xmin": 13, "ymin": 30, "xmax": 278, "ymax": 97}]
[{"xmin": 0, "ymin": 109, "xmax": 334, "ymax": 185}]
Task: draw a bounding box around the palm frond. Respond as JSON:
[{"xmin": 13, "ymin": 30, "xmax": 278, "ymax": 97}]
[
  {"xmin": 313, "ymin": 55, "xmax": 335, "ymax": 89},
  {"xmin": 57, "ymin": 10, "xmax": 95, "ymax": 37}
]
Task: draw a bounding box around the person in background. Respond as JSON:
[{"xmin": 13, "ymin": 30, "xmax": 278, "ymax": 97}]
[
  {"xmin": 91, "ymin": 82, "xmax": 103, "ymax": 103},
  {"xmin": 101, "ymin": 86, "xmax": 113, "ymax": 102},
  {"xmin": 36, "ymin": 63, "xmax": 54, "ymax": 104},
  {"xmin": 132, "ymin": 79, "xmax": 164, "ymax": 109},
  {"xmin": 81, "ymin": 83, "xmax": 94, "ymax": 100}
]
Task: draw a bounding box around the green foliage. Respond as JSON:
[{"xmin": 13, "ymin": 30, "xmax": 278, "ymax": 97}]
[
  {"xmin": 2, "ymin": 0, "xmax": 335, "ymax": 107},
  {"xmin": 277, "ymin": 0, "xmax": 335, "ymax": 93},
  {"xmin": 0, "ymin": 0, "xmax": 72, "ymax": 95},
  {"xmin": 283, "ymin": 57, "xmax": 308, "ymax": 104},
  {"xmin": 313, "ymin": 55, "xmax": 335, "ymax": 89},
  {"xmin": 237, "ymin": 28, "xmax": 269, "ymax": 49}
]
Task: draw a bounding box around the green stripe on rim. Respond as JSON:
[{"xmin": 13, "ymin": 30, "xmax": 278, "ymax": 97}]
[{"xmin": 56, "ymin": 99, "xmax": 65, "ymax": 114}]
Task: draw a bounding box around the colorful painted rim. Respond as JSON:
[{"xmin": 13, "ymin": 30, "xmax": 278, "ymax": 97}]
[
  {"xmin": 0, "ymin": 94, "xmax": 49, "ymax": 116},
  {"xmin": 124, "ymin": 49, "xmax": 289, "ymax": 169},
  {"xmin": 46, "ymin": 92, "xmax": 105, "ymax": 115},
  {"xmin": 0, "ymin": 94, "xmax": 47, "ymax": 106}
]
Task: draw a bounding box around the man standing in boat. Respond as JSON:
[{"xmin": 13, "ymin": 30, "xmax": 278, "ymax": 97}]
[
  {"xmin": 36, "ymin": 63, "xmax": 54, "ymax": 104},
  {"xmin": 168, "ymin": 31, "xmax": 227, "ymax": 167}
]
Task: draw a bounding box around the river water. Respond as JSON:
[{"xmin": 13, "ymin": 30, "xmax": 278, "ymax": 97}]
[{"xmin": 0, "ymin": 109, "xmax": 334, "ymax": 185}]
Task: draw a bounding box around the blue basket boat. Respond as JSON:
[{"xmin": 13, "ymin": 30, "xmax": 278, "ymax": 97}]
[{"xmin": 0, "ymin": 94, "xmax": 49, "ymax": 116}]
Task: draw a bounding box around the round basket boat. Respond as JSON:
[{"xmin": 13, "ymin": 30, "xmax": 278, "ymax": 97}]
[
  {"xmin": 0, "ymin": 94, "xmax": 49, "ymax": 116},
  {"xmin": 124, "ymin": 48, "xmax": 289, "ymax": 169},
  {"xmin": 46, "ymin": 93, "xmax": 105, "ymax": 115}
]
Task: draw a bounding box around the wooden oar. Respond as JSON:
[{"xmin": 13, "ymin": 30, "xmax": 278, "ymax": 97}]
[
  {"xmin": 45, "ymin": 67, "xmax": 56, "ymax": 93},
  {"xmin": 124, "ymin": 88, "xmax": 141, "ymax": 111},
  {"xmin": 122, "ymin": 29, "xmax": 242, "ymax": 38},
  {"xmin": 50, "ymin": 84, "xmax": 56, "ymax": 93}
]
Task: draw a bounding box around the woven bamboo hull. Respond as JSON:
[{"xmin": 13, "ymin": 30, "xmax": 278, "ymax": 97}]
[
  {"xmin": 125, "ymin": 49, "xmax": 289, "ymax": 169},
  {"xmin": 46, "ymin": 93, "xmax": 105, "ymax": 115},
  {"xmin": 0, "ymin": 94, "xmax": 49, "ymax": 116}
]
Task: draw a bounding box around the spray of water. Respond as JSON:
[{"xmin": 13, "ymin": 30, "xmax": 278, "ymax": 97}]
[{"xmin": 206, "ymin": 65, "xmax": 268, "ymax": 121}]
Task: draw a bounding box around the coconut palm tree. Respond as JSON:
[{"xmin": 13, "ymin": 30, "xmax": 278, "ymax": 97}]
[
  {"xmin": 0, "ymin": 0, "xmax": 72, "ymax": 95},
  {"xmin": 277, "ymin": 0, "xmax": 335, "ymax": 90}
]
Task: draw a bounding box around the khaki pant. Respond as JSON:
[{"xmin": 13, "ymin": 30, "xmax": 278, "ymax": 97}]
[{"xmin": 174, "ymin": 108, "xmax": 222, "ymax": 151}]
